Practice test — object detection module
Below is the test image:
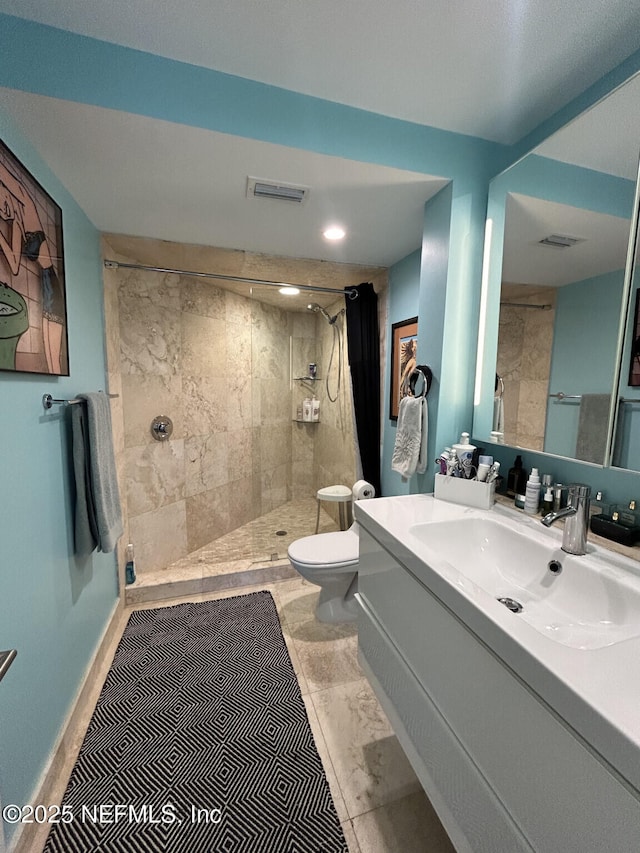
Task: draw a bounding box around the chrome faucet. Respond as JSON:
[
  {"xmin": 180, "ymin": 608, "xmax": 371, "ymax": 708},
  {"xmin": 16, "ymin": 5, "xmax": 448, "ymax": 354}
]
[{"xmin": 541, "ymin": 483, "xmax": 591, "ymax": 555}]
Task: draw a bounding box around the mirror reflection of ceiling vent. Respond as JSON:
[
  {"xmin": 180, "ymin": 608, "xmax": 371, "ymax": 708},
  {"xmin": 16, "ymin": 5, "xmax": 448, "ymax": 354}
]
[
  {"xmin": 246, "ymin": 176, "xmax": 310, "ymax": 203},
  {"xmin": 538, "ymin": 233, "xmax": 584, "ymax": 249}
]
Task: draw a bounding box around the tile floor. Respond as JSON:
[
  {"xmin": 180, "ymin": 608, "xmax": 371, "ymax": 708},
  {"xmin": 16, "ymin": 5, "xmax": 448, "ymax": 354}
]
[{"xmin": 30, "ymin": 576, "xmax": 455, "ymax": 853}]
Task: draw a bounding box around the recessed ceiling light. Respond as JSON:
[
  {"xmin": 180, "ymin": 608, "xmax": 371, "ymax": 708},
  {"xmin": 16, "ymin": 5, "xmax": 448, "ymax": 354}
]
[
  {"xmin": 278, "ymin": 286, "xmax": 300, "ymax": 296},
  {"xmin": 323, "ymin": 225, "xmax": 346, "ymax": 241}
]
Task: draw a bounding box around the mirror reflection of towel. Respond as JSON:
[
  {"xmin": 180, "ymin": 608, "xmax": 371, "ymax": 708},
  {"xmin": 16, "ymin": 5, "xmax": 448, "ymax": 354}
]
[
  {"xmin": 493, "ymin": 394, "xmax": 504, "ymax": 433},
  {"xmin": 575, "ymin": 394, "xmax": 610, "ymax": 464}
]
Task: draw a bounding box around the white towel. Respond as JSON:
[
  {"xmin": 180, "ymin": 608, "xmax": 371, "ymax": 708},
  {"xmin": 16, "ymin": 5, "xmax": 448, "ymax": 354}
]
[
  {"xmin": 391, "ymin": 396, "xmax": 428, "ymax": 481},
  {"xmin": 493, "ymin": 394, "xmax": 504, "ymax": 433}
]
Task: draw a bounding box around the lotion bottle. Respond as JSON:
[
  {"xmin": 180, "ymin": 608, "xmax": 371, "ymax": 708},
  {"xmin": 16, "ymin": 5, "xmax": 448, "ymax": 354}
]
[
  {"xmin": 524, "ymin": 468, "xmax": 541, "ymax": 515},
  {"xmin": 452, "ymin": 432, "xmax": 476, "ymax": 478}
]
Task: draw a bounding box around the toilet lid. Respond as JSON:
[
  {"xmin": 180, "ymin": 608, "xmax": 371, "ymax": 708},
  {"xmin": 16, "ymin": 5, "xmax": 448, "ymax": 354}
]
[{"xmin": 288, "ymin": 529, "xmax": 359, "ymax": 566}]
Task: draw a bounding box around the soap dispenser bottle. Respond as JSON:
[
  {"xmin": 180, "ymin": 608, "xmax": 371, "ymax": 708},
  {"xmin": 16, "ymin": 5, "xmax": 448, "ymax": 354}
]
[{"xmin": 524, "ymin": 468, "xmax": 541, "ymax": 515}]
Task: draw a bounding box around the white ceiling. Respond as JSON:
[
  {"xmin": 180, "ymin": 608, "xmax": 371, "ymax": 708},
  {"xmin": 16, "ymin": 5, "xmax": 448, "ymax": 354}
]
[
  {"xmin": 0, "ymin": 88, "xmax": 446, "ymax": 269},
  {"xmin": 0, "ymin": 2, "xmax": 639, "ymax": 283},
  {"xmin": 1, "ymin": 0, "xmax": 640, "ymax": 144},
  {"xmin": 502, "ymin": 193, "xmax": 631, "ymax": 287}
]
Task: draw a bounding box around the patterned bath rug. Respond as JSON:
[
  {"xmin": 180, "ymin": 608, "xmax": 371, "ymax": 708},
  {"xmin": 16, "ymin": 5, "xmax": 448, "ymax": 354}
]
[{"xmin": 44, "ymin": 591, "xmax": 348, "ymax": 853}]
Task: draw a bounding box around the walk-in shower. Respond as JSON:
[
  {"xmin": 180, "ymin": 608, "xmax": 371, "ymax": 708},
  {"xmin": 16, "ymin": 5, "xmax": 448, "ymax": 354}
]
[{"xmin": 104, "ymin": 248, "xmax": 361, "ymax": 589}]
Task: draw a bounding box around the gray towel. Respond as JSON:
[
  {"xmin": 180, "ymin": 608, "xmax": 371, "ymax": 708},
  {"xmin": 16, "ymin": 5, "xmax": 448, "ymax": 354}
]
[
  {"xmin": 391, "ymin": 396, "xmax": 428, "ymax": 481},
  {"xmin": 575, "ymin": 393, "xmax": 610, "ymax": 464},
  {"xmin": 75, "ymin": 392, "xmax": 123, "ymax": 554},
  {"xmin": 71, "ymin": 403, "xmax": 99, "ymax": 557}
]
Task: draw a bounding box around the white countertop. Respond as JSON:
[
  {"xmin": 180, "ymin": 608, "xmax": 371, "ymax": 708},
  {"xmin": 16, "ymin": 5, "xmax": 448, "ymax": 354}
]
[{"xmin": 355, "ymin": 493, "xmax": 640, "ymax": 794}]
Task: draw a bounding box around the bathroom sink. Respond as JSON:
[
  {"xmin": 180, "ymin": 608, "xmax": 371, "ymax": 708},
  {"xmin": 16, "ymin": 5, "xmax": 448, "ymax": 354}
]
[{"xmin": 408, "ymin": 517, "xmax": 640, "ymax": 650}]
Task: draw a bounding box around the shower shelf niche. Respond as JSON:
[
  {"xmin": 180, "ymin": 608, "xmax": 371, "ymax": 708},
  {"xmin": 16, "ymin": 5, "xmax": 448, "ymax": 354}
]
[
  {"xmin": 293, "ymin": 418, "xmax": 320, "ymax": 424},
  {"xmin": 294, "ymin": 376, "xmax": 320, "ymax": 381}
]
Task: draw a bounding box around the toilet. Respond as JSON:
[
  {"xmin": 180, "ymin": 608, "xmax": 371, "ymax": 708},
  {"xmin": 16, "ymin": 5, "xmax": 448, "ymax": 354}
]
[
  {"xmin": 288, "ymin": 481, "xmax": 375, "ymax": 623},
  {"xmin": 288, "ymin": 525, "xmax": 360, "ymax": 622}
]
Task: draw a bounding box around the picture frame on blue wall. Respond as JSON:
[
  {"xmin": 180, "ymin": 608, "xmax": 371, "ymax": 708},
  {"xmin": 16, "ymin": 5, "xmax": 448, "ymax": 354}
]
[
  {"xmin": 0, "ymin": 138, "xmax": 68, "ymax": 376},
  {"xmin": 389, "ymin": 316, "xmax": 418, "ymax": 420},
  {"xmin": 629, "ymin": 289, "xmax": 640, "ymax": 387}
]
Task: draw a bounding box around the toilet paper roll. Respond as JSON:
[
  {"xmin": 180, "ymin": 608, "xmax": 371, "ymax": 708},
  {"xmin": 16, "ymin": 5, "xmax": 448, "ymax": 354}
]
[{"xmin": 352, "ymin": 479, "xmax": 375, "ymax": 500}]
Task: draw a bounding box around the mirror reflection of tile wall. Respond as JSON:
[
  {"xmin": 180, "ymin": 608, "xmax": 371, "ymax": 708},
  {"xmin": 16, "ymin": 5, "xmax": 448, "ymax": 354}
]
[{"xmin": 497, "ymin": 284, "xmax": 556, "ymax": 450}]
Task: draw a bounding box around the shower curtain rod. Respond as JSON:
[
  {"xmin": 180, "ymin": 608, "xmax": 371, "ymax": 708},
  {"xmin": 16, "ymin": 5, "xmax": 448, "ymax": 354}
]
[
  {"xmin": 499, "ymin": 301, "xmax": 552, "ymax": 310},
  {"xmin": 103, "ymin": 260, "xmax": 359, "ymax": 299}
]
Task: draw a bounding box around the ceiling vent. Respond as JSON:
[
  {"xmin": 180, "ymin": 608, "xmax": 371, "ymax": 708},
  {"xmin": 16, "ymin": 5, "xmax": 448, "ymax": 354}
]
[
  {"xmin": 538, "ymin": 233, "xmax": 584, "ymax": 249},
  {"xmin": 246, "ymin": 176, "xmax": 310, "ymax": 203}
]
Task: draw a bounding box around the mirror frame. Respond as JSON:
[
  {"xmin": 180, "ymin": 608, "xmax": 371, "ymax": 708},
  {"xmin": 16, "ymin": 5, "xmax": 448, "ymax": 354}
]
[{"xmin": 474, "ymin": 75, "xmax": 640, "ymax": 470}]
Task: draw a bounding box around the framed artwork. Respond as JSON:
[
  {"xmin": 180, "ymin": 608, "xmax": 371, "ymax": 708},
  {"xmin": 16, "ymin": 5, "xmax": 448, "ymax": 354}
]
[
  {"xmin": 389, "ymin": 316, "xmax": 418, "ymax": 420},
  {"xmin": 629, "ymin": 289, "xmax": 640, "ymax": 387},
  {"xmin": 0, "ymin": 138, "xmax": 68, "ymax": 375}
]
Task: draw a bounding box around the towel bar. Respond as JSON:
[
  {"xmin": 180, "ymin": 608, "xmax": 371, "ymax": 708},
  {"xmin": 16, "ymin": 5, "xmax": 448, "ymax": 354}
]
[
  {"xmin": 0, "ymin": 649, "xmax": 17, "ymax": 684},
  {"xmin": 549, "ymin": 392, "xmax": 581, "ymax": 401},
  {"xmin": 42, "ymin": 392, "xmax": 119, "ymax": 410}
]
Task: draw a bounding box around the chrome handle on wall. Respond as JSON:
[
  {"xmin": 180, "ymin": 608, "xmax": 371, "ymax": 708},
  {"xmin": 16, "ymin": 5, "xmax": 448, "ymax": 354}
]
[
  {"xmin": 151, "ymin": 415, "xmax": 173, "ymax": 441},
  {"xmin": 0, "ymin": 650, "xmax": 17, "ymax": 684}
]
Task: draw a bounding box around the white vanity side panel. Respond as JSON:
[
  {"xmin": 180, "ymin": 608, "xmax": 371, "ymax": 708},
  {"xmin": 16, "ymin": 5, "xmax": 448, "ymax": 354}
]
[
  {"xmin": 358, "ymin": 599, "xmax": 533, "ymax": 853},
  {"xmin": 358, "ymin": 527, "xmax": 640, "ymax": 853}
]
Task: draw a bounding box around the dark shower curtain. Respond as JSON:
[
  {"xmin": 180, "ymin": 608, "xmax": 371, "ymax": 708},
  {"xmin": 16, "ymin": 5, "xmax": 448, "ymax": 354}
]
[{"xmin": 345, "ymin": 282, "xmax": 382, "ymax": 498}]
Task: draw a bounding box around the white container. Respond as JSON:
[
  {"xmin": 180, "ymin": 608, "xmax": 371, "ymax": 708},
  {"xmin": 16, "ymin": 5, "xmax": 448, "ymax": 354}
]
[
  {"xmin": 524, "ymin": 467, "xmax": 541, "ymax": 515},
  {"xmin": 302, "ymin": 397, "xmax": 312, "ymax": 422},
  {"xmin": 433, "ymin": 473, "xmax": 495, "ymax": 510},
  {"xmin": 311, "ymin": 396, "xmax": 320, "ymax": 422}
]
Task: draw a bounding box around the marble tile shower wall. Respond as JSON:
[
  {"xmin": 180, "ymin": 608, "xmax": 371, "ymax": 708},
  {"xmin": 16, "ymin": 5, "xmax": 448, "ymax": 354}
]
[
  {"xmin": 108, "ymin": 265, "xmax": 296, "ymax": 574},
  {"xmin": 497, "ymin": 289, "xmax": 556, "ymax": 451}
]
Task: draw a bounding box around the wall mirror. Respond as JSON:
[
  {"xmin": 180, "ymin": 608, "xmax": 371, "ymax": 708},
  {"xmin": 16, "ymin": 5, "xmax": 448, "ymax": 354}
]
[
  {"xmin": 612, "ymin": 194, "xmax": 640, "ymax": 472},
  {"xmin": 474, "ymin": 71, "xmax": 640, "ymax": 466}
]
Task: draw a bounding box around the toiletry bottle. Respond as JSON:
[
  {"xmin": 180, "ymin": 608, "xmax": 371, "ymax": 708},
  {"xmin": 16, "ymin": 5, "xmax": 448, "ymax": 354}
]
[
  {"xmin": 591, "ymin": 490, "xmax": 610, "ymax": 517},
  {"xmin": 507, "ymin": 455, "xmax": 525, "ymax": 497},
  {"xmin": 302, "ymin": 397, "xmax": 312, "ymax": 422},
  {"xmin": 486, "ymin": 461, "xmax": 501, "ymax": 484},
  {"xmin": 541, "ymin": 485, "xmax": 554, "ymax": 515},
  {"xmin": 524, "ymin": 468, "xmax": 541, "ymax": 515},
  {"xmin": 437, "ymin": 449, "xmax": 450, "ymax": 475},
  {"xmin": 125, "ymin": 543, "xmax": 136, "ymax": 585},
  {"xmin": 619, "ymin": 499, "xmax": 639, "ymax": 527},
  {"xmin": 476, "ymin": 455, "xmax": 493, "ymax": 482},
  {"xmin": 311, "ymin": 395, "xmax": 320, "ymax": 422},
  {"xmin": 452, "ymin": 432, "xmax": 476, "ymax": 478},
  {"xmin": 296, "ymin": 403, "xmax": 303, "ymax": 421},
  {"xmin": 541, "ymin": 473, "xmax": 553, "ymax": 504},
  {"xmin": 553, "ymin": 483, "xmax": 567, "ymax": 512}
]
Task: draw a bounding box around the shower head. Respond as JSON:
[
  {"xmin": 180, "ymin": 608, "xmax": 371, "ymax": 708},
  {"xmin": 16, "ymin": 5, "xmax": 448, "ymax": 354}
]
[{"xmin": 307, "ymin": 302, "xmax": 343, "ymax": 325}]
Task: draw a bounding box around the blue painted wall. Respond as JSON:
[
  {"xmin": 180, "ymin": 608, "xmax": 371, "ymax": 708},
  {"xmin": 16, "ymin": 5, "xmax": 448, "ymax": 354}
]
[
  {"xmin": 0, "ymin": 112, "xmax": 118, "ymax": 843},
  {"xmin": 544, "ymin": 270, "xmax": 625, "ymax": 457}
]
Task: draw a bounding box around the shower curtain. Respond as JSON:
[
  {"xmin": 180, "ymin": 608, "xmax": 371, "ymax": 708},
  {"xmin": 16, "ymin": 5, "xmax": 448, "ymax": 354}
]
[{"xmin": 345, "ymin": 282, "xmax": 382, "ymax": 497}]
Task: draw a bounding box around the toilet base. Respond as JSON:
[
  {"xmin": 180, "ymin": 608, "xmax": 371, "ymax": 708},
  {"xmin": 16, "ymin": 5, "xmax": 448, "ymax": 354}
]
[{"xmin": 315, "ymin": 575, "xmax": 358, "ymax": 623}]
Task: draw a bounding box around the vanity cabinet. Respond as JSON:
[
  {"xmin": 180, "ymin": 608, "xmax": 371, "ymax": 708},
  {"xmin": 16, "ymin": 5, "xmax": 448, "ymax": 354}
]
[{"xmin": 356, "ymin": 524, "xmax": 640, "ymax": 853}]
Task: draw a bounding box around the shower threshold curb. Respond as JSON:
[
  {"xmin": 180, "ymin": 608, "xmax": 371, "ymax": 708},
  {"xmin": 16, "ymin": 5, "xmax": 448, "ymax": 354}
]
[{"xmin": 124, "ymin": 560, "xmax": 297, "ymax": 606}]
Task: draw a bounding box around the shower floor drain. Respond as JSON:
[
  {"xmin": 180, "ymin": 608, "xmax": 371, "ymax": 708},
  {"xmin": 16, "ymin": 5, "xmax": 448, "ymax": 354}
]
[{"xmin": 275, "ymin": 530, "xmax": 287, "ymax": 536}]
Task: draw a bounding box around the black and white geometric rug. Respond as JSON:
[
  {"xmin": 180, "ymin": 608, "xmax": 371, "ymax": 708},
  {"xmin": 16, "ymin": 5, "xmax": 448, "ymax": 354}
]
[{"xmin": 45, "ymin": 591, "xmax": 348, "ymax": 852}]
